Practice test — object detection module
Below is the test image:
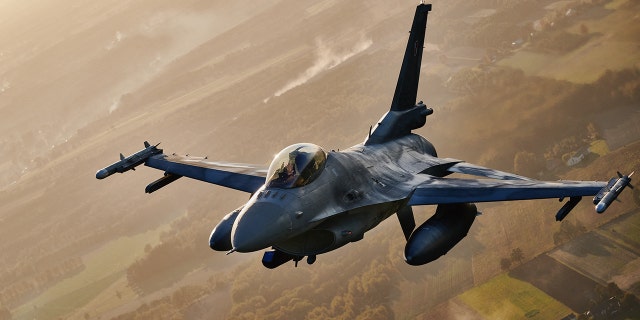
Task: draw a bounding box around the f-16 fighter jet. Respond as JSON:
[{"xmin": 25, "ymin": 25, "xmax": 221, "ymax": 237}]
[{"xmin": 97, "ymin": 4, "xmax": 633, "ymax": 268}]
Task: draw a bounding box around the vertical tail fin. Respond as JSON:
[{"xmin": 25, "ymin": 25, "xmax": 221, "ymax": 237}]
[
  {"xmin": 364, "ymin": 4, "xmax": 433, "ymax": 145},
  {"xmin": 390, "ymin": 4, "xmax": 431, "ymax": 111}
]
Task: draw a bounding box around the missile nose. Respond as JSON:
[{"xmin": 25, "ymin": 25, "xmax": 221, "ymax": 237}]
[
  {"xmin": 96, "ymin": 169, "xmax": 110, "ymax": 179},
  {"xmin": 595, "ymin": 202, "xmax": 607, "ymax": 214},
  {"xmin": 232, "ymin": 202, "xmax": 290, "ymax": 253}
]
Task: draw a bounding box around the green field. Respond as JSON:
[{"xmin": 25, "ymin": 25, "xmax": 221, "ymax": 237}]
[{"xmin": 459, "ymin": 274, "xmax": 573, "ymax": 319}]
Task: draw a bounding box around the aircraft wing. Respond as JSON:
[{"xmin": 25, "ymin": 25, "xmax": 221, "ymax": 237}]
[
  {"xmin": 95, "ymin": 141, "xmax": 267, "ymax": 193},
  {"xmin": 447, "ymin": 162, "xmax": 534, "ymax": 181},
  {"xmin": 145, "ymin": 154, "xmax": 267, "ymax": 193},
  {"xmin": 407, "ymin": 177, "xmax": 605, "ymax": 205}
]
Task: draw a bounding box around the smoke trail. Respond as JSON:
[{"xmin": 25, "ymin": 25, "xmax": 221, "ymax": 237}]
[{"xmin": 271, "ymin": 36, "xmax": 373, "ymax": 99}]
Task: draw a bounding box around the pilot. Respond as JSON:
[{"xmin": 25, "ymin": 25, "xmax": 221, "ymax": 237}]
[
  {"xmin": 274, "ymin": 153, "xmax": 298, "ymax": 186},
  {"xmin": 282, "ymin": 153, "xmax": 297, "ymax": 183}
]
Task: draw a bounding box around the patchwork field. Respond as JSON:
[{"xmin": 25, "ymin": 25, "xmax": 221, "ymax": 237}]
[
  {"xmin": 597, "ymin": 210, "xmax": 640, "ymax": 294},
  {"xmin": 499, "ymin": 0, "xmax": 640, "ymax": 83},
  {"xmin": 549, "ymin": 232, "xmax": 638, "ymax": 286},
  {"xmin": 510, "ymin": 254, "xmax": 602, "ymax": 312},
  {"xmin": 418, "ymin": 297, "xmax": 483, "ymax": 320},
  {"xmin": 425, "ymin": 210, "xmax": 640, "ymax": 319},
  {"xmin": 599, "ymin": 209, "xmax": 640, "ymax": 251},
  {"xmin": 547, "ymin": 210, "xmax": 640, "ymax": 297},
  {"xmin": 459, "ymin": 274, "xmax": 573, "ymax": 319}
]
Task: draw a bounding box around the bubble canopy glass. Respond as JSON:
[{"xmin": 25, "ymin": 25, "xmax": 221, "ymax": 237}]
[{"xmin": 266, "ymin": 143, "xmax": 327, "ymax": 189}]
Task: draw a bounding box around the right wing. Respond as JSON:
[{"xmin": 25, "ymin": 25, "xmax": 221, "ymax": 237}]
[
  {"xmin": 145, "ymin": 154, "xmax": 267, "ymax": 193},
  {"xmin": 96, "ymin": 141, "xmax": 267, "ymax": 194}
]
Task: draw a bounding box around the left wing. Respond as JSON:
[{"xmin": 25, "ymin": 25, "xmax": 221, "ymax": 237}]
[
  {"xmin": 408, "ymin": 158, "xmax": 604, "ymax": 205},
  {"xmin": 447, "ymin": 162, "xmax": 533, "ymax": 181},
  {"xmin": 401, "ymin": 155, "xmax": 631, "ymax": 217},
  {"xmin": 407, "ymin": 177, "xmax": 605, "ymax": 206}
]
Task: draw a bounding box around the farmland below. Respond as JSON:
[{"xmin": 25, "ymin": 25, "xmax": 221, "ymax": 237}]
[{"xmin": 0, "ymin": 0, "xmax": 638, "ymax": 319}]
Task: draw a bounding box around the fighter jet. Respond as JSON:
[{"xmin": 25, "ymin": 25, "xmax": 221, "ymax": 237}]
[{"xmin": 97, "ymin": 3, "xmax": 632, "ymax": 268}]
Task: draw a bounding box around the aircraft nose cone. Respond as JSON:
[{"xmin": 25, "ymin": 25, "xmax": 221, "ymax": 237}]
[{"xmin": 232, "ymin": 202, "xmax": 291, "ymax": 252}]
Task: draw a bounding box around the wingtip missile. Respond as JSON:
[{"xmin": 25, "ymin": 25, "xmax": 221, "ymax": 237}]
[
  {"xmin": 95, "ymin": 141, "xmax": 163, "ymax": 179},
  {"xmin": 594, "ymin": 171, "xmax": 633, "ymax": 213},
  {"xmin": 95, "ymin": 168, "xmax": 111, "ymax": 179}
]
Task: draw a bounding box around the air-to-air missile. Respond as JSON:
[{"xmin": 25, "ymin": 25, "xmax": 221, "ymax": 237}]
[
  {"xmin": 594, "ymin": 172, "xmax": 634, "ymax": 213},
  {"xmin": 95, "ymin": 141, "xmax": 162, "ymax": 179}
]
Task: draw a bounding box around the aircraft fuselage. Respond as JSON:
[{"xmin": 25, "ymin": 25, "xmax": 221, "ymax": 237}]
[{"xmin": 229, "ymin": 134, "xmax": 438, "ymax": 256}]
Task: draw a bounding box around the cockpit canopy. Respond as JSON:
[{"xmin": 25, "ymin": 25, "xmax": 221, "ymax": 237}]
[{"xmin": 266, "ymin": 143, "xmax": 327, "ymax": 189}]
